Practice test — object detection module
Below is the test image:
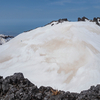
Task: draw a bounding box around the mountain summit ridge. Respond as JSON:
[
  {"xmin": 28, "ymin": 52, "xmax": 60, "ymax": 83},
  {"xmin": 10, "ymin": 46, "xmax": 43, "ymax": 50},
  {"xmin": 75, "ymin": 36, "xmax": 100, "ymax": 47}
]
[{"xmin": 45, "ymin": 17, "xmax": 100, "ymax": 26}]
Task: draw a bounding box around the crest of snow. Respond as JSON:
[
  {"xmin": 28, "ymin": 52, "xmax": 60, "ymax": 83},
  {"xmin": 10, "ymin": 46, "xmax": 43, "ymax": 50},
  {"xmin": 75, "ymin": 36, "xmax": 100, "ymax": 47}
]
[{"xmin": 0, "ymin": 21, "xmax": 100, "ymax": 93}]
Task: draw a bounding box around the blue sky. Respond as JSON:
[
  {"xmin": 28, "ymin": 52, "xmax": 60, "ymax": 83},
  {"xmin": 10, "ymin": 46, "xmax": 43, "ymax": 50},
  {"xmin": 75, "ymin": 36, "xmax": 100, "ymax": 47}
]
[{"xmin": 0, "ymin": 0, "xmax": 100, "ymax": 36}]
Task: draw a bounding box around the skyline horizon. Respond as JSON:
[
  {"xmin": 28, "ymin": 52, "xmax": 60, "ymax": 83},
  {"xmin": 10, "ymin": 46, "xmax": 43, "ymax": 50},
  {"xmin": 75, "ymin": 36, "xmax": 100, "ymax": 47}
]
[
  {"xmin": 0, "ymin": 0, "xmax": 100, "ymax": 36},
  {"xmin": 0, "ymin": 16, "xmax": 100, "ymax": 36}
]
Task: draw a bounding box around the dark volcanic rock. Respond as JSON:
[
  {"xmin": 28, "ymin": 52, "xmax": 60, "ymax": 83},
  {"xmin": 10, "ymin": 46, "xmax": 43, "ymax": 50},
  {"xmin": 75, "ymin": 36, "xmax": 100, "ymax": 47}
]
[
  {"xmin": 58, "ymin": 18, "xmax": 68, "ymax": 23},
  {"xmin": 93, "ymin": 17, "xmax": 97, "ymax": 22},
  {"xmin": 81, "ymin": 16, "xmax": 89, "ymax": 21},
  {"xmin": 1, "ymin": 73, "xmax": 100, "ymax": 100},
  {"xmin": 78, "ymin": 16, "xmax": 89, "ymax": 21},
  {"xmin": 2, "ymin": 80, "xmax": 10, "ymax": 94},
  {"xmin": 78, "ymin": 17, "xmax": 81, "ymax": 21}
]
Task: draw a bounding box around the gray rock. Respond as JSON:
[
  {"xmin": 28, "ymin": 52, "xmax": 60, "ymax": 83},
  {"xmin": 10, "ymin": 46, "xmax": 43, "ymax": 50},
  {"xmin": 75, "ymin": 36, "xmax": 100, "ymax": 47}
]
[
  {"xmin": 1, "ymin": 73, "xmax": 100, "ymax": 100},
  {"xmin": 4, "ymin": 93, "xmax": 15, "ymax": 100}
]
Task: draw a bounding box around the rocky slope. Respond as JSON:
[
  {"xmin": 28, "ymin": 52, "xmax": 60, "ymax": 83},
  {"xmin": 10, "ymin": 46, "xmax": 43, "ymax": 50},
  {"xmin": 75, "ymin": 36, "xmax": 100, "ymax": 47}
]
[{"xmin": 0, "ymin": 73, "xmax": 100, "ymax": 100}]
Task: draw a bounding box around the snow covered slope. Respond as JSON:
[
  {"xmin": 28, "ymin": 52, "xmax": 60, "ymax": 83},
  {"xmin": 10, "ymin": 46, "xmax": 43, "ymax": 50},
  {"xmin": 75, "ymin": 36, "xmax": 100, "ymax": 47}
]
[{"xmin": 0, "ymin": 21, "xmax": 100, "ymax": 92}]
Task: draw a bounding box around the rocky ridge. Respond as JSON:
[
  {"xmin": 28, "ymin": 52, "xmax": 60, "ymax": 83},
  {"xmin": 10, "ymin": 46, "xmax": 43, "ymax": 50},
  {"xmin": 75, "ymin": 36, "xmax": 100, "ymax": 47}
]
[
  {"xmin": 47, "ymin": 17, "xmax": 100, "ymax": 26},
  {"xmin": 78, "ymin": 16, "xmax": 100, "ymax": 26},
  {"xmin": 0, "ymin": 73, "xmax": 100, "ymax": 100}
]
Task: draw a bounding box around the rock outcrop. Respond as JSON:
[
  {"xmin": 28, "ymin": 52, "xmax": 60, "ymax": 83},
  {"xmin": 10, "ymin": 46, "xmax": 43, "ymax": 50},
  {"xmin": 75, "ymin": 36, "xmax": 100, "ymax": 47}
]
[
  {"xmin": 0, "ymin": 34, "xmax": 14, "ymax": 45},
  {"xmin": 47, "ymin": 17, "xmax": 100, "ymax": 26},
  {"xmin": 58, "ymin": 18, "xmax": 68, "ymax": 23},
  {"xmin": 78, "ymin": 17, "xmax": 100, "ymax": 26},
  {"xmin": 46, "ymin": 18, "xmax": 68, "ymax": 26},
  {"xmin": 93, "ymin": 17, "xmax": 100, "ymax": 26},
  {"xmin": 78, "ymin": 17, "xmax": 89, "ymax": 21},
  {"xmin": 0, "ymin": 73, "xmax": 100, "ymax": 100}
]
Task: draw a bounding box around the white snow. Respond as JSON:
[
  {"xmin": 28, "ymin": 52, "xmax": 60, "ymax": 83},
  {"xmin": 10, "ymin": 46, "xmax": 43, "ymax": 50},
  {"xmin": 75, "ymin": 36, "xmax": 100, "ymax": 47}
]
[{"xmin": 0, "ymin": 21, "xmax": 100, "ymax": 93}]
